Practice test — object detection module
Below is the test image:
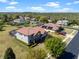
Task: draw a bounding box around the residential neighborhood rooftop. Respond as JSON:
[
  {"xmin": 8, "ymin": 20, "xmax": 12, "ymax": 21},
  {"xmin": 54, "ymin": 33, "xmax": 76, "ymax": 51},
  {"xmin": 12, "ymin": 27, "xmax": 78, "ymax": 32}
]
[
  {"xmin": 41, "ymin": 23, "xmax": 61, "ymax": 31},
  {"xmin": 16, "ymin": 27, "xmax": 46, "ymax": 36}
]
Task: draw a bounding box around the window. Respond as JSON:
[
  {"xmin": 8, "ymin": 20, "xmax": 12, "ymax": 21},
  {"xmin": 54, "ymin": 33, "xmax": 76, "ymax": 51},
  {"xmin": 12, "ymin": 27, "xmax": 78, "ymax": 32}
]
[
  {"xmin": 48, "ymin": 27, "xmax": 52, "ymax": 30},
  {"xmin": 42, "ymin": 26, "xmax": 47, "ymax": 28}
]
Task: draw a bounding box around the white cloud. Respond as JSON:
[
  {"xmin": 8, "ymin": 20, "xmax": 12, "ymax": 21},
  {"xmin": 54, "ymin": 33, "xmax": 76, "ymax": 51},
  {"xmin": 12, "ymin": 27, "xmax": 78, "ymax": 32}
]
[
  {"xmin": 0, "ymin": 0, "xmax": 8, "ymax": 3},
  {"xmin": 6, "ymin": 6, "xmax": 16, "ymax": 10},
  {"xmin": 56, "ymin": 8, "xmax": 72, "ymax": 12},
  {"xmin": 66, "ymin": 3, "xmax": 72, "ymax": 5},
  {"xmin": 66, "ymin": 1, "xmax": 79, "ymax": 5},
  {"xmin": 74, "ymin": 1, "xmax": 79, "ymax": 4},
  {"xmin": 45, "ymin": 2, "xmax": 60, "ymax": 7},
  {"xmin": 31, "ymin": 7, "xmax": 45, "ymax": 11},
  {"xmin": 9, "ymin": 1, "xmax": 18, "ymax": 5}
]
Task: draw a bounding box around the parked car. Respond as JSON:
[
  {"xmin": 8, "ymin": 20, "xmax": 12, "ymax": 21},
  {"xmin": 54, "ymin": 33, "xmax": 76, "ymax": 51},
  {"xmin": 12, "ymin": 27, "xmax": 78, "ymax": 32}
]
[{"xmin": 58, "ymin": 32, "xmax": 66, "ymax": 36}]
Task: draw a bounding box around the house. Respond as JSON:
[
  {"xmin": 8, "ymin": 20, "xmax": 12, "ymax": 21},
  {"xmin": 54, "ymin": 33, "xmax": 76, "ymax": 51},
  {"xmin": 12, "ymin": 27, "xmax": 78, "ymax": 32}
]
[
  {"xmin": 12, "ymin": 27, "xmax": 47, "ymax": 45},
  {"xmin": 13, "ymin": 16, "xmax": 25, "ymax": 24},
  {"xmin": 47, "ymin": 16, "xmax": 52, "ymax": 23},
  {"xmin": 41, "ymin": 23, "xmax": 62, "ymax": 32},
  {"xmin": 9, "ymin": 16, "xmax": 26, "ymax": 25},
  {"xmin": 56, "ymin": 20, "xmax": 69, "ymax": 26},
  {"xmin": 13, "ymin": 19, "xmax": 25, "ymax": 24},
  {"xmin": 24, "ymin": 16, "xmax": 31, "ymax": 20},
  {"xmin": 30, "ymin": 17, "xmax": 40, "ymax": 26}
]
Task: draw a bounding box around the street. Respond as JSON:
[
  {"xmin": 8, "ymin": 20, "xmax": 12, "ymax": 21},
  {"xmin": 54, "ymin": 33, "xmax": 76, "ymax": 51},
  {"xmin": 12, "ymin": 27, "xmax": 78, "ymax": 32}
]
[{"xmin": 58, "ymin": 31, "xmax": 79, "ymax": 59}]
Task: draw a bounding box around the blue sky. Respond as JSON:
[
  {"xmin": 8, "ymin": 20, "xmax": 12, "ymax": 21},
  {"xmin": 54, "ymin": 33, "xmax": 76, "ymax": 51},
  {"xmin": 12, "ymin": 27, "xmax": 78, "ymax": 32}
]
[{"xmin": 0, "ymin": 0, "xmax": 79, "ymax": 12}]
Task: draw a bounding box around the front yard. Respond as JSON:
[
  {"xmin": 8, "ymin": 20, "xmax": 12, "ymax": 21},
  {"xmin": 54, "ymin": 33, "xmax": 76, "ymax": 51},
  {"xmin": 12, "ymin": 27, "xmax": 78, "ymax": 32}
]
[{"xmin": 64, "ymin": 28, "xmax": 74, "ymax": 34}]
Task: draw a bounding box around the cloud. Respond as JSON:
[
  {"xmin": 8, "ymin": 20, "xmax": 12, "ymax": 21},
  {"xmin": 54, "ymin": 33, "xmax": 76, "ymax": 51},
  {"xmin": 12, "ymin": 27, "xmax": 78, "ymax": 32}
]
[
  {"xmin": 73, "ymin": 1, "xmax": 79, "ymax": 4},
  {"xmin": 45, "ymin": 2, "xmax": 60, "ymax": 7},
  {"xmin": 0, "ymin": 0, "xmax": 8, "ymax": 3},
  {"xmin": 66, "ymin": 1, "xmax": 79, "ymax": 5},
  {"xmin": 9, "ymin": 1, "xmax": 18, "ymax": 5},
  {"xmin": 6, "ymin": 6, "xmax": 16, "ymax": 10},
  {"xmin": 30, "ymin": 7, "xmax": 45, "ymax": 11},
  {"xmin": 56, "ymin": 8, "xmax": 72, "ymax": 12},
  {"xmin": 66, "ymin": 3, "xmax": 72, "ymax": 5}
]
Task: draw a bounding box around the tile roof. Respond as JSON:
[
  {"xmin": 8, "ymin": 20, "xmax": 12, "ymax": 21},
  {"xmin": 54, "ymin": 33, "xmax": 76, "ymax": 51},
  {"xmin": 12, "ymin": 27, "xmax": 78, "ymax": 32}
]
[
  {"xmin": 16, "ymin": 27, "xmax": 46, "ymax": 35},
  {"xmin": 43, "ymin": 23, "xmax": 61, "ymax": 31}
]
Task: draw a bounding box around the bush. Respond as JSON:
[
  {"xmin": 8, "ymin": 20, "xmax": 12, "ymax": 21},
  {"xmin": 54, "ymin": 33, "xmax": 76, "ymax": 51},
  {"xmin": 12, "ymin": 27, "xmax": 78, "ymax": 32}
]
[
  {"xmin": 0, "ymin": 20, "xmax": 4, "ymax": 31},
  {"xmin": 45, "ymin": 37, "xmax": 65, "ymax": 58},
  {"xmin": 4, "ymin": 47, "xmax": 16, "ymax": 59}
]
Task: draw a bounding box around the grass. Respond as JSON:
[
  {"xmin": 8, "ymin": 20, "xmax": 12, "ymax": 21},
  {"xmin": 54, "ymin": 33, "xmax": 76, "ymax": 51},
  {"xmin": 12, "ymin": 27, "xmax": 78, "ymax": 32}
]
[
  {"xmin": 64, "ymin": 28, "xmax": 74, "ymax": 34},
  {"xmin": 0, "ymin": 25, "xmax": 30, "ymax": 59},
  {"xmin": 0, "ymin": 25, "xmax": 47, "ymax": 59},
  {"xmin": 47, "ymin": 28, "xmax": 74, "ymax": 40},
  {"xmin": 0, "ymin": 25, "xmax": 70, "ymax": 59},
  {"xmin": 48, "ymin": 32, "xmax": 65, "ymax": 40}
]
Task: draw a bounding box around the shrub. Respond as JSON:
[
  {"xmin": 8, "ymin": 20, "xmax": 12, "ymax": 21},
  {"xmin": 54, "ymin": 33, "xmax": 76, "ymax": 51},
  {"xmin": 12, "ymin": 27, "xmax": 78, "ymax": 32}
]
[
  {"xmin": 4, "ymin": 47, "xmax": 16, "ymax": 59},
  {"xmin": 45, "ymin": 37, "xmax": 65, "ymax": 58}
]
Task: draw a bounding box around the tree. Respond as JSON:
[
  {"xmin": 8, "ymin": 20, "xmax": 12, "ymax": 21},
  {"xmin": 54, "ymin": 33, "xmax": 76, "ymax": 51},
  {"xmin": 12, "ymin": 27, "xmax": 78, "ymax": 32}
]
[
  {"xmin": 4, "ymin": 47, "xmax": 16, "ymax": 59},
  {"xmin": 40, "ymin": 16, "xmax": 48, "ymax": 23},
  {"xmin": 27, "ymin": 14, "xmax": 33, "ymax": 18},
  {"xmin": 0, "ymin": 20, "xmax": 4, "ymax": 31},
  {"xmin": 3, "ymin": 14, "xmax": 8, "ymax": 22},
  {"xmin": 26, "ymin": 49, "xmax": 46, "ymax": 59},
  {"xmin": 35, "ymin": 16, "xmax": 41, "ymax": 21},
  {"xmin": 45, "ymin": 37, "xmax": 65, "ymax": 58}
]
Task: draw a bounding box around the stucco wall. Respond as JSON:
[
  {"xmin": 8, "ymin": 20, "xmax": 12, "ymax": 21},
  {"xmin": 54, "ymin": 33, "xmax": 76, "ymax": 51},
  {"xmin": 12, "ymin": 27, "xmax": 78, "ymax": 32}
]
[{"xmin": 15, "ymin": 32, "xmax": 29, "ymax": 44}]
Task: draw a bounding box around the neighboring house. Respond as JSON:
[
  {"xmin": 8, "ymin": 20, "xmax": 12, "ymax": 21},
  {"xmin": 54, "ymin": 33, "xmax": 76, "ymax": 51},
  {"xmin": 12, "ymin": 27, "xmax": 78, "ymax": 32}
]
[
  {"xmin": 30, "ymin": 20, "xmax": 40, "ymax": 26},
  {"xmin": 24, "ymin": 16, "xmax": 31, "ymax": 20},
  {"xmin": 14, "ymin": 16, "xmax": 25, "ymax": 24},
  {"xmin": 30, "ymin": 17, "xmax": 39, "ymax": 26},
  {"xmin": 41, "ymin": 23, "xmax": 62, "ymax": 32},
  {"xmin": 47, "ymin": 16, "xmax": 52, "ymax": 23},
  {"xmin": 56, "ymin": 20, "xmax": 69, "ymax": 26},
  {"xmin": 31, "ymin": 17, "xmax": 36, "ymax": 21},
  {"xmin": 12, "ymin": 27, "xmax": 47, "ymax": 45},
  {"xmin": 13, "ymin": 19, "xmax": 25, "ymax": 24}
]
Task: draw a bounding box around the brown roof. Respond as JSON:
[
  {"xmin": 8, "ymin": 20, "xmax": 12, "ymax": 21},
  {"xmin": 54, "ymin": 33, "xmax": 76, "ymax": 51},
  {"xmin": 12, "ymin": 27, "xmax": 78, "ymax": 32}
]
[
  {"xmin": 16, "ymin": 27, "xmax": 46, "ymax": 35},
  {"xmin": 43, "ymin": 23, "xmax": 61, "ymax": 30}
]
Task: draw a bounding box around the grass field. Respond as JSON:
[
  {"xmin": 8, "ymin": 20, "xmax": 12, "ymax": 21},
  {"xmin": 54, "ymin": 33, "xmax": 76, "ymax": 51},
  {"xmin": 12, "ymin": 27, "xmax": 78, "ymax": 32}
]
[
  {"xmin": 0, "ymin": 25, "xmax": 73, "ymax": 59},
  {"xmin": 0, "ymin": 25, "xmax": 46, "ymax": 59},
  {"xmin": 0, "ymin": 25, "xmax": 30, "ymax": 59}
]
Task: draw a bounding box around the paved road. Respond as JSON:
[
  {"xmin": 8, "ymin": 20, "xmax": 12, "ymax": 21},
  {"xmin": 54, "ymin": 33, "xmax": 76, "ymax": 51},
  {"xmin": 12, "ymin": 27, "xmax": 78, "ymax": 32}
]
[{"xmin": 58, "ymin": 31, "xmax": 79, "ymax": 59}]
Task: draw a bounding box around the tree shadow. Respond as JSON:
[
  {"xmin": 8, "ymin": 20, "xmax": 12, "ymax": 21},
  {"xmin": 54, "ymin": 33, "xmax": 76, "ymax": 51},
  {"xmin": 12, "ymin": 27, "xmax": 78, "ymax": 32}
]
[{"xmin": 57, "ymin": 51, "xmax": 76, "ymax": 59}]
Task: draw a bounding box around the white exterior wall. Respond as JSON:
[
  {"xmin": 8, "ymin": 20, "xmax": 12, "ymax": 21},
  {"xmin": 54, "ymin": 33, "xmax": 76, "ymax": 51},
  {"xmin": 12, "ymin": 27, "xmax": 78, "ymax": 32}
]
[
  {"xmin": 15, "ymin": 32, "xmax": 29, "ymax": 44},
  {"xmin": 44, "ymin": 29, "xmax": 55, "ymax": 32}
]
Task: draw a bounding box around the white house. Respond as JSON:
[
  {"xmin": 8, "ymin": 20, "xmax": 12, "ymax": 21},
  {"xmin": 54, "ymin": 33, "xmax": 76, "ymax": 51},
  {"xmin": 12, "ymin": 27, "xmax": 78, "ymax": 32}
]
[
  {"xmin": 13, "ymin": 16, "xmax": 25, "ymax": 24},
  {"xmin": 14, "ymin": 27, "xmax": 47, "ymax": 45},
  {"xmin": 13, "ymin": 18, "xmax": 25, "ymax": 24},
  {"xmin": 56, "ymin": 20, "xmax": 69, "ymax": 26}
]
